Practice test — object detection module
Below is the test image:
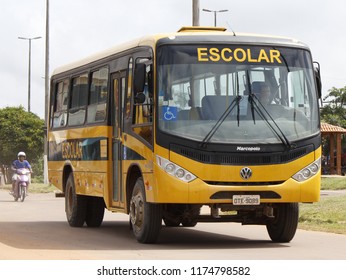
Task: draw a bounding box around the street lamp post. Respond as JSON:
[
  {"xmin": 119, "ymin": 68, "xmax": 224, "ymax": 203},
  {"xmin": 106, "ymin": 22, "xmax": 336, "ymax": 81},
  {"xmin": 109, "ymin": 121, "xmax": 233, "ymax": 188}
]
[
  {"xmin": 202, "ymin": 8, "xmax": 228, "ymax": 27},
  {"xmin": 44, "ymin": 0, "xmax": 50, "ymax": 184},
  {"xmin": 18, "ymin": 36, "xmax": 42, "ymax": 112}
]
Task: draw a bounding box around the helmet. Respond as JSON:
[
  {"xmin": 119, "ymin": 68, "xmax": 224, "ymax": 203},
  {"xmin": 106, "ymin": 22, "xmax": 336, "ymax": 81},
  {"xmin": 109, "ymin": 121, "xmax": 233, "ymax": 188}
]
[{"xmin": 18, "ymin": 151, "xmax": 26, "ymax": 158}]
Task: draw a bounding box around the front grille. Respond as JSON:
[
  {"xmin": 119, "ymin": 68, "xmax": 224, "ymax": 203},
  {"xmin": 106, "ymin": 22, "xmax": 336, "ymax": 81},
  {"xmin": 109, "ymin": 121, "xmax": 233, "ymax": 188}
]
[{"xmin": 171, "ymin": 144, "xmax": 313, "ymax": 165}]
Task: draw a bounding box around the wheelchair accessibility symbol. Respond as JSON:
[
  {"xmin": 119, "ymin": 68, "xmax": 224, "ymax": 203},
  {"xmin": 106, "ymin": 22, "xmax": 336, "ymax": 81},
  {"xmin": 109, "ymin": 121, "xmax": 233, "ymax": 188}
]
[{"xmin": 163, "ymin": 106, "xmax": 177, "ymax": 121}]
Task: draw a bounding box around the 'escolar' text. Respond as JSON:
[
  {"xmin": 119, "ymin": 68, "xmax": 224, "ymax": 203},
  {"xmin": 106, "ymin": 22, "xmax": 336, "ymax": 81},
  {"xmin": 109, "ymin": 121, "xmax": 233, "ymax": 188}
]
[{"xmin": 197, "ymin": 47, "xmax": 282, "ymax": 64}]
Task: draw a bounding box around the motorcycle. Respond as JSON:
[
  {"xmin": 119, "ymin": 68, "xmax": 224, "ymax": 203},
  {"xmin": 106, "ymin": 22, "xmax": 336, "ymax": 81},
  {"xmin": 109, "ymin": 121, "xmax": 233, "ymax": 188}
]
[{"xmin": 13, "ymin": 168, "xmax": 31, "ymax": 202}]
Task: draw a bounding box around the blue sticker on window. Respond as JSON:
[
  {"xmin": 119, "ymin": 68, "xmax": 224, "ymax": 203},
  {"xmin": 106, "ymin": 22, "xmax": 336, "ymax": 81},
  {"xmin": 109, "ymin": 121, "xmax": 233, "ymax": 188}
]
[{"xmin": 162, "ymin": 106, "xmax": 177, "ymax": 121}]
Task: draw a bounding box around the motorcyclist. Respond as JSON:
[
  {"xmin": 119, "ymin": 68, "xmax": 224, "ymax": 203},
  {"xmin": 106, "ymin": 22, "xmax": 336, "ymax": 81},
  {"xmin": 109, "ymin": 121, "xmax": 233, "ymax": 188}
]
[{"xmin": 10, "ymin": 151, "xmax": 33, "ymax": 195}]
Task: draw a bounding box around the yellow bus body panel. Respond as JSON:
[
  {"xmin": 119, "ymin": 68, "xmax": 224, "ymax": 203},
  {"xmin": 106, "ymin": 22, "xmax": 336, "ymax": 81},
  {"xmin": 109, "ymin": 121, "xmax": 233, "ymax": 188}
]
[
  {"xmin": 47, "ymin": 126, "xmax": 111, "ymax": 199},
  {"xmin": 147, "ymin": 147, "xmax": 321, "ymax": 204}
]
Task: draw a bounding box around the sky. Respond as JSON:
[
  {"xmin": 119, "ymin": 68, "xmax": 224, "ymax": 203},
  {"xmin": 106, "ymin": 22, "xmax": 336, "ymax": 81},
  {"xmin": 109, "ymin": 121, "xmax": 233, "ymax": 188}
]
[{"xmin": 1, "ymin": 0, "xmax": 345, "ymax": 119}]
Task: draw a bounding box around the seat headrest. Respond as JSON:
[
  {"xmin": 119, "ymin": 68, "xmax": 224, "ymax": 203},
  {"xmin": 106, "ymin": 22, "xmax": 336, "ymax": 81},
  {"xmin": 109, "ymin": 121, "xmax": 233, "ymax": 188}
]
[{"xmin": 252, "ymin": 81, "xmax": 267, "ymax": 93}]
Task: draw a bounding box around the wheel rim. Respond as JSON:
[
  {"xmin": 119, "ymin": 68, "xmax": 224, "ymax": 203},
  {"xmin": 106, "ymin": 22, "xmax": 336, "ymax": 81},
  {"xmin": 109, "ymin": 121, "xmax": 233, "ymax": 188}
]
[{"xmin": 130, "ymin": 191, "xmax": 144, "ymax": 233}]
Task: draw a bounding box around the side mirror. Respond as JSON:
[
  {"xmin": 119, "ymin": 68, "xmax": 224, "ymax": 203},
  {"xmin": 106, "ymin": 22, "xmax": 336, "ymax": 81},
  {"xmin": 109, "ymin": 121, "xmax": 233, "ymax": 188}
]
[
  {"xmin": 313, "ymin": 61, "xmax": 322, "ymax": 99},
  {"xmin": 134, "ymin": 92, "xmax": 146, "ymax": 104},
  {"xmin": 147, "ymin": 70, "xmax": 153, "ymax": 97},
  {"xmin": 134, "ymin": 63, "xmax": 146, "ymax": 94}
]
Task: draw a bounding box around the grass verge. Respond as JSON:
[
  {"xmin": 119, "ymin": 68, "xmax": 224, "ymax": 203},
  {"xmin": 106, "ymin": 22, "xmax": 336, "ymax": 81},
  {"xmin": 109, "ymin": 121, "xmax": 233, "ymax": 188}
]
[
  {"xmin": 299, "ymin": 176, "xmax": 346, "ymax": 234},
  {"xmin": 0, "ymin": 183, "xmax": 56, "ymax": 193},
  {"xmin": 321, "ymin": 176, "xmax": 346, "ymax": 190},
  {"xmin": 299, "ymin": 195, "xmax": 346, "ymax": 234}
]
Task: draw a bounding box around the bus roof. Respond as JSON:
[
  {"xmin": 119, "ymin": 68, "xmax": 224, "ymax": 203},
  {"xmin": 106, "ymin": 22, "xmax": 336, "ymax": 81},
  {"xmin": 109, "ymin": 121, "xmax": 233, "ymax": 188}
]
[{"xmin": 51, "ymin": 26, "xmax": 309, "ymax": 77}]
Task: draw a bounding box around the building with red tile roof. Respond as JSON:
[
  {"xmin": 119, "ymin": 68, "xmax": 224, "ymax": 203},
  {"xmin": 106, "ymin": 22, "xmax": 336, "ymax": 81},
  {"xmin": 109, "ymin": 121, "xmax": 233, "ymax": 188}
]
[{"xmin": 321, "ymin": 122, "xmax": 346, "ymax": 175}]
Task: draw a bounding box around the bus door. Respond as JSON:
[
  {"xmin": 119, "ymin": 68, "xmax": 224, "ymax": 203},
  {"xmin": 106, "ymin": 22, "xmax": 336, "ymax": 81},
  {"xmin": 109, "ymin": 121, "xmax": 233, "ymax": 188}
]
[{"xmin": 111, "ymin": 71, "xmax": 126, "ymax": 208}]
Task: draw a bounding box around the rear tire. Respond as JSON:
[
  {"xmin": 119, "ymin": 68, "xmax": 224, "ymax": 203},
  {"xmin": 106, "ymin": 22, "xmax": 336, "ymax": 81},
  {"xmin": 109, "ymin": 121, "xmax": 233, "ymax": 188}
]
[
  {"xmin": 266, "ymin": 203, "xmax": 299, "ymax": 243},
  {"xmin": 163, "ymin": 217, "xmax": 181, "ymax": 227},
  {"xmin": 130, "ymin": 177, "xmax": 162, "ymax": 243},
  {"xmin": 65, "ymin": 173, "xmax": 87, "ymax": 227},
  {"xmin": 181, "ymin": 219, "xmax": 198, "ymax": 227},
  {"xmin": 85, "ymin": 196, "xmax": 105, "ymax": 227}
]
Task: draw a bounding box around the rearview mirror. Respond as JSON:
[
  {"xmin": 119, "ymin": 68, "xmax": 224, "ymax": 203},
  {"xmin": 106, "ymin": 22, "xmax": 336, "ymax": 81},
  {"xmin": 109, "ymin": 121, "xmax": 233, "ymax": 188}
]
[
  {"xmin": 313, "ymin": 61, "xmax": 322, "ymax": 99},
  {"xmin": 134, "ymin": 63, "xmax": 146, "ymax": 94}
]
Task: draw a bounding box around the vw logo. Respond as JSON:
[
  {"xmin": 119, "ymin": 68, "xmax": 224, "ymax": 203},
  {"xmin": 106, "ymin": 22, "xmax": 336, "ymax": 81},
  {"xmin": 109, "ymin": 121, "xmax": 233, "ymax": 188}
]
[{"xmin": 240, "ymin": 167, "xmax": 252, "ymax": 180}]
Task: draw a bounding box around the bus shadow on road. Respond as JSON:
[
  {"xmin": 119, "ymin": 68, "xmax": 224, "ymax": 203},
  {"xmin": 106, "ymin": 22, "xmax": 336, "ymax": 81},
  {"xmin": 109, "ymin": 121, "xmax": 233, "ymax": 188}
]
[{"xmin": 0, "ymin": 220, "xmax": 287, "ymax": 251}]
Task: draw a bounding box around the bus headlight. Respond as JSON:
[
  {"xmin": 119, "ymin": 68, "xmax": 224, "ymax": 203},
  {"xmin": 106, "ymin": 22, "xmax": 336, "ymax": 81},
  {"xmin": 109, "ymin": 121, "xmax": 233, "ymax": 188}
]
[
  {"xmin": 292, "ymin": 157, "xmax": 321, "ymax": 182},
  {"xmin": 156, "ymin": 155, "xmax": 196, "ymax": 182}
]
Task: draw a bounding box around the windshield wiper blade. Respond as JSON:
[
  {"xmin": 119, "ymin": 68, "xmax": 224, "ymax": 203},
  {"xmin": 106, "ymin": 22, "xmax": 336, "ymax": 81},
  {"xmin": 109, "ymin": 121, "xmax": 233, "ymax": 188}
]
[
  {"xmin": 248, "ymin": 94, "xmax": 256, "ymax": 124},
  {"xmin": 249, "ymin": 93, "xmax": 292, "ymax": 150},
  {"xmin": 200, "ymin": 96, "xmax": 242, "ymax": 148}
]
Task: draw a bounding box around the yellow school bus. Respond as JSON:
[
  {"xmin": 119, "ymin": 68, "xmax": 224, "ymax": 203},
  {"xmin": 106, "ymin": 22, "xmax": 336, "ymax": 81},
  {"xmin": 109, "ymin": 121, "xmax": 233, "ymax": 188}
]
[{"xmin": 48, "ymin": 26, "xmax": 322, "ymax": 243}]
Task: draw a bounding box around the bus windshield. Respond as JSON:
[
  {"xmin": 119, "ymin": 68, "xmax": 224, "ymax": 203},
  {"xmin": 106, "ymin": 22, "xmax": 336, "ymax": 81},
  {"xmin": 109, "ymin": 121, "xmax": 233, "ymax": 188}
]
[{"xmin": 157, "ymin": 44, "xmax": 319, "ymax": 145}]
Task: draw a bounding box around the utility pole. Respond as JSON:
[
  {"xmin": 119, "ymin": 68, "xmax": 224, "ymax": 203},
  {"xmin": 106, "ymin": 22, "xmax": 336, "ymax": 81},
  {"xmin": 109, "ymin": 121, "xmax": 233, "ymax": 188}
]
[{"xmin": 192, "ymin": 0, "xmax": 200, "ymax": 26}]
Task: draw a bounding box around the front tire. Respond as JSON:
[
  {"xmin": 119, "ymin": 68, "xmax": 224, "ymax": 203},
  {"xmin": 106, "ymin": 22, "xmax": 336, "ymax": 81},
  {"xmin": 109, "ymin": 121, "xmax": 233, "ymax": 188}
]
[
  {"xmin": 20, "ymin": 185, "xmax": 26, "ymax": 202},
  {"xmin": 130, "ymin": 177, "xmax": 162, "ymax": 243},
  {"xmin": 65, "ymin": 173, "xmax": 87, "ymax": 227},
  {"xmin": 266, "ymin": 203, "xmax": 299, "ymax": 243}
]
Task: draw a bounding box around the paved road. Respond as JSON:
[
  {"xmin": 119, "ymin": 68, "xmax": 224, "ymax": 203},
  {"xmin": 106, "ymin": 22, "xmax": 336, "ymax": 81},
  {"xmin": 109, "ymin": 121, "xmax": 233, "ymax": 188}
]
[
  {"xmin": 321, "ymin": 189, "xmax": 346, "ymax": 196},
  {"xmin": 0, "ymin": 189, "xmax": 346, "ymax": 260}
]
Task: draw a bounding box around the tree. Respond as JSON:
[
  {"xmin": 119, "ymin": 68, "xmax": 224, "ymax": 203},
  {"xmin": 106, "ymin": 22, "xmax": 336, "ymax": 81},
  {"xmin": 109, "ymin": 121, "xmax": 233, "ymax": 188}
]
[
  {"xmin": 0, "ymin": 106, "xmax": 44, "ymax": 181},
  {"xmin": 321, "ymin": 86, "xmax": 346, "ymax": 127}
]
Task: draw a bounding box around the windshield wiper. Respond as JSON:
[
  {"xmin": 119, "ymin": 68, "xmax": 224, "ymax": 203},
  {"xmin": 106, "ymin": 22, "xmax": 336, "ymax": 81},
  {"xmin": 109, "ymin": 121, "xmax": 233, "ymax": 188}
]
[
  {"xmin": 200, "ymin": 96, "xmax": 242, "ymax": 148},
  {"xmin": 248, "ymin": 93, "xmax": 292, "ymax": 150}
]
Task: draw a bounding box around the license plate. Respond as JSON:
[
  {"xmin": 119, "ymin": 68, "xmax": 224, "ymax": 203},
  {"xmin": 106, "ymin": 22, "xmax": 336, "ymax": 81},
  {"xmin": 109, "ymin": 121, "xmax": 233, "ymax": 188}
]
[{"xmin": 233, "ymin": 195, "xmax": 260, "ymax": 205}]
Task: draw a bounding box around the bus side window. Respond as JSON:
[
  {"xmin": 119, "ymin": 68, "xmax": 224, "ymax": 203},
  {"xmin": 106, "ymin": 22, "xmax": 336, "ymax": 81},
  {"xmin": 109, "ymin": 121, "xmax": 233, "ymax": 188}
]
[
  {"xmin": 52, "ymin": 79, "xmax": 69, "ymax": 128},
  {"xmin": 125, "ymin": 57, "xmax": 133, "ymax": 120},
  {"xmin": 68, "ymin": 73, "xmax": 88, "ymax": 126},
  {"xmin": 87, "ymin": 67, "xmax": 109, "ymax": 123}
]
